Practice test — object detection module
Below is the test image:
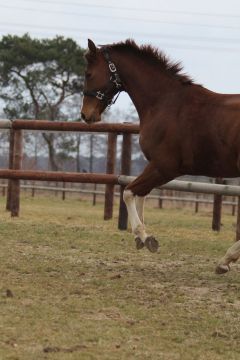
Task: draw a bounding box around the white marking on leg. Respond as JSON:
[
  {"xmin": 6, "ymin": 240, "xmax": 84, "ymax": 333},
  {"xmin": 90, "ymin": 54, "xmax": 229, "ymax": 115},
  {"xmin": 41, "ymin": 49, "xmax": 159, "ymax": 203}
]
[
  {"xmin": 136, "ymin": 195, "xmax": 145, "ymax": 224},
  {"xmin": 123, "ymin": 189, "xmax": 147, "ymax": 241},
  {"xmin": 217, "ymin": 240, "xmax": 240, "ymax": 272}
]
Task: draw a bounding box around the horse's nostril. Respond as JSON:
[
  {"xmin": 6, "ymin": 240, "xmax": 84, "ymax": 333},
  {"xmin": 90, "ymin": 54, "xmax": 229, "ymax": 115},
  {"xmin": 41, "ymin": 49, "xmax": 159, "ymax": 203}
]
[{"xmin": 81, "ymin": 112, "xmax": 86, "ymax": 121}]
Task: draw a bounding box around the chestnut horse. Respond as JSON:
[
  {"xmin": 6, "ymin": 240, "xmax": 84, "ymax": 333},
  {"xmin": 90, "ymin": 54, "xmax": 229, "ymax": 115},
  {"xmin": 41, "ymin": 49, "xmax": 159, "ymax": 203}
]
[{"xmin": 81, "ymin": 39, "xmax": 240, "ymax": 274}]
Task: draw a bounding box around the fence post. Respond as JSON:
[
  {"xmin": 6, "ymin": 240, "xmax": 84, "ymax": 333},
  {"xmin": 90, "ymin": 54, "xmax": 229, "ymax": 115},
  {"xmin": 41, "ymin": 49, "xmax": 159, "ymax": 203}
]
[
  {"xmin": 104, "ymin": 133, "xmax": 117, "ymax": 220},
  {"xmin": 92, "ymin": 184, "xmax": 97, "ymax": 205},
  {"xmin": 62, "ymin": 181, "xmax": 66, "ymax": 200},
  {"xmin": 2, "ymin": 181, "xmax": 6, "ymax": 197},
  {"xmin": 158, "ymin": 190, "xmax": 163, "ymax": 209},
  {"xmin": 195, "ymin": 194, "xmax": 199, "ymax": 213},
  {"xmin": 10, "ymin": 129, "xmax": 23, "ymax": 217},
  {"xmin": 31, "ymin": 181, "xmax": 35, "ymax": 197},
  {"xmin": 236, "ymin": 197, "xmax": 240, "ymax": 241},
  {"xmin": 212, "ymin": 177, "xmax": 223, "ymax": 231},
  {"xmin": 55, "ymin": 182, "xmax": 58, "ymax": 197},
  {"xmin": 118, "ymin": 133, "xmax": 131, "ymax": 230},
  {"xmin": 232, "ymin": 196, "xmax": 236, "ymax": 216},
  {"xmin": 6, "ymin": 129, "xmax": 14, "ymax": 211}
]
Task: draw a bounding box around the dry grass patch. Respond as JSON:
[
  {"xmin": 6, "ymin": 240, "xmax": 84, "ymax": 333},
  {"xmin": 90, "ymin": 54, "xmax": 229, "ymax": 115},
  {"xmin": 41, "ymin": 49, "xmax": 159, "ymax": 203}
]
[{"xmin": 1, "ymin": 195, "xmax": 240, "ymax": 360}]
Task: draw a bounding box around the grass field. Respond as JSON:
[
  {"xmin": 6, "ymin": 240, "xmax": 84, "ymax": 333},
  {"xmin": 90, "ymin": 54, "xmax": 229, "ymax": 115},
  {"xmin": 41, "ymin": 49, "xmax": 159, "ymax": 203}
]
[{"xmin": 1, "ymin": 195, "xmax": 240, "ymax": 360}]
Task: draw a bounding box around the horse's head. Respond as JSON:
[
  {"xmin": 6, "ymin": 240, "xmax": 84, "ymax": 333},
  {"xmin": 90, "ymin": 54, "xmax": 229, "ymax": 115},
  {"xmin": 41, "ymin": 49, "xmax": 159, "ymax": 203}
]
[{"xmin": 81, "ymin": 39, "xmax": 123, "ymax": 123}]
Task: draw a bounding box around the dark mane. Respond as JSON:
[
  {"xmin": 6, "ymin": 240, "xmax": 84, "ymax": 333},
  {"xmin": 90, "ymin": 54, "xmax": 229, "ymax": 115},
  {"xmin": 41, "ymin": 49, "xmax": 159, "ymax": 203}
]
[{"xmin": 101, "ymin": 39, "xmax": 195, "ymax": 85}]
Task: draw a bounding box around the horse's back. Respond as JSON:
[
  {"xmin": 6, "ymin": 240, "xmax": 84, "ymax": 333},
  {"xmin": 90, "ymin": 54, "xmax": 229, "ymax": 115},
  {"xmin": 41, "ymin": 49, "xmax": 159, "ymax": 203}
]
[
  {"xmin": 221, "ymin": 94, "xmax": 240, "ymax": 108},
  {"xmin": 188, "ymin": 89, "xmax": 240, "ymax": 177},
  {"xmin": 174, "ymin": 87, "xmax": 240, "ymax": 178}
]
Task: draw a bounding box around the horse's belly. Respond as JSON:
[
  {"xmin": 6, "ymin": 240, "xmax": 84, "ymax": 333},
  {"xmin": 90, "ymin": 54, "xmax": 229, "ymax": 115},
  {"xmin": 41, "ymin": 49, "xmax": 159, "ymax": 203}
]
[{"xmin": 189, "ymin": 150, "xmax": 239, "ymax": 178}]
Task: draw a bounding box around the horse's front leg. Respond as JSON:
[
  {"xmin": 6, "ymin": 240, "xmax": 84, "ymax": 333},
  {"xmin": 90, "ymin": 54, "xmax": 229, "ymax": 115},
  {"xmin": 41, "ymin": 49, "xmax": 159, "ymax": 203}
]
[
  {"xmin": 123, "ymin": 190, "xmax": 149, "ymax": 250},
  {"xmin": 135, "ymin": 195, "xmax": 146, "ymax": 249},
  {"xmin": 216, "ymin": 240, "xmax": 240, "ymax": 274},
  {"xmin": 135, "ymin": 195, "xmax": 145, "ymax": 223},
  {"xmin": 123, "ymin": 163, "xmax": 172, "ymax": 252}
]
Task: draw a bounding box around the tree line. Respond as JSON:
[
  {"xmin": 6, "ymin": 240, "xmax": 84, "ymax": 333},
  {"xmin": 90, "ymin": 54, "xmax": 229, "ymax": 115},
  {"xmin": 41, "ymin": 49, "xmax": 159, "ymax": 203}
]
[{"xmin": 0, "ymin": 34, "xmax": 146, "ymax": 174}]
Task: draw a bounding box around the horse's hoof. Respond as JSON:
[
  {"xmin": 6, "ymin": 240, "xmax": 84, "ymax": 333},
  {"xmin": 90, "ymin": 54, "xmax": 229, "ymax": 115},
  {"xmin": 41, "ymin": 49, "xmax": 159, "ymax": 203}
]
[
  {"xmin": 145, "ymin": 236, "xmax": 159, "ymax": 253},
  {"xmin": 135, "ymin": 237, "xmax": 144, "ymax": 250},
  {"xmin": 215, "ymin": 264, "xmax": 230, "ymax": 274}
]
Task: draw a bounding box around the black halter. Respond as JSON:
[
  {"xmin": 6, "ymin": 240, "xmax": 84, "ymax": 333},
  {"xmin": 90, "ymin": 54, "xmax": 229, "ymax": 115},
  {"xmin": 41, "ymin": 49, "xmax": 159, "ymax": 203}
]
[{"xmin": 83, "ymin": 48, "xmax": 124, "ymax": 108}]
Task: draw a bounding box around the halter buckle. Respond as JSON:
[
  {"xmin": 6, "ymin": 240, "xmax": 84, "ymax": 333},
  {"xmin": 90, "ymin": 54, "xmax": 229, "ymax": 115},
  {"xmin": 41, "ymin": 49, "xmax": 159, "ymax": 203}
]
[
  {"xmin": 109, "ymin": 62, "xmax": 116, "ymax": 72},
  {"xmin": 113, "ymin": 79, "xmax": 122, "ymax": 88},
  {"xmin": 96, "ymin": 91, "xmax": 105, "ymax": 100}
]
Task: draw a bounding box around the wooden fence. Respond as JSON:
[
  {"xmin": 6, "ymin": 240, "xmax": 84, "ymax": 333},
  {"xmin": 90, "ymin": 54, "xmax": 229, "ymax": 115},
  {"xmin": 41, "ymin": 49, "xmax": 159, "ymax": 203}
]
[{"xmin": 0, "ymin": 119, "xmax": 240, "ymax": 238}]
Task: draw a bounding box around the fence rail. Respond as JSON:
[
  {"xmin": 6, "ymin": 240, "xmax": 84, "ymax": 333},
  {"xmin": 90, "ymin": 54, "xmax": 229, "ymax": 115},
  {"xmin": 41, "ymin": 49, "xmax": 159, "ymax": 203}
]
[
  {"xmin": 0, "ymin": 183, "xmax": 238, "ymax": 206},
  {"xmin": 1, "ymin": 170, "xmax": 240, "ymax": 196},
  {"xmin": 0, "ymin": 119, "xmax": 140, "ymax": 133},
  {"xmin": 0, "ymin": 169, "xmax": 118, "ymax": 184},
  {"xmin": 119, "ymin": 176, "xmax": 240, "ymax": 197}
]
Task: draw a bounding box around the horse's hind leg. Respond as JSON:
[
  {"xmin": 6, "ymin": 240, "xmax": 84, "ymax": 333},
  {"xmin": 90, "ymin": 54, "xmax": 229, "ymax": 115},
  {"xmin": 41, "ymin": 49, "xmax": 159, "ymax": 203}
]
[
  {"xmin": 123, "ymin": 163, "xmax": 172, "ymax": 252},
  {"xmin": 216, "ymin": 153, "xmax": 240, "ymax": 273},
  {"xmin": 216, "ymin": 240, "xmax": 240, "ymax": 274}
]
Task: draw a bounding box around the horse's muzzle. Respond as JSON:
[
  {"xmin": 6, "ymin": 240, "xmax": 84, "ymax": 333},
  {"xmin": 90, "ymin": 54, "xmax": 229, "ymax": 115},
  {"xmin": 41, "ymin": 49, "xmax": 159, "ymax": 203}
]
[
  {"xmin": 81, "ymin": 112, "xmax": 100, "ymax": 124},
  {"xmin": 81, "ymin": 112, "xmax": 86, "ymax": 121}
]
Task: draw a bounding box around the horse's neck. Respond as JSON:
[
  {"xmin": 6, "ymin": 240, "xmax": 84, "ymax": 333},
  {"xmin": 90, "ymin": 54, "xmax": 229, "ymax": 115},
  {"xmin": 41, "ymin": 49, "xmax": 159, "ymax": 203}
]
[{"xmin": 114, "ymin": 52, "xmax": 180, "ymax": 120}]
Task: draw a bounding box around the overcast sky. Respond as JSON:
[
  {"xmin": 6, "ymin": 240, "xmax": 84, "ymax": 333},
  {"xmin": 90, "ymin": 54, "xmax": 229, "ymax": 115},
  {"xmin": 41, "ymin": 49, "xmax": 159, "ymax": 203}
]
[{"xmin": 0, "ymin": 0, "xmax": 240, "ymax": 113}]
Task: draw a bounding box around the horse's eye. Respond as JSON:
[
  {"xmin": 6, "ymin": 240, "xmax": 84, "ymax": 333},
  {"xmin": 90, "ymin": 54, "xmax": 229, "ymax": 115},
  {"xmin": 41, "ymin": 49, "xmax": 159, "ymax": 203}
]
[{"xmin": 86, "ymin": 73, "xmax": 92, "ymax": 79}]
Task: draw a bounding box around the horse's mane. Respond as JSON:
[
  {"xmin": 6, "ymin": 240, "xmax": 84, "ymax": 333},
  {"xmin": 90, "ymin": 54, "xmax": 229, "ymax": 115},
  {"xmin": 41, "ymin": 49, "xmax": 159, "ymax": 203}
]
[{"xmin": 101, "ymin": 39, "xmax": 194, "ymax": 85}]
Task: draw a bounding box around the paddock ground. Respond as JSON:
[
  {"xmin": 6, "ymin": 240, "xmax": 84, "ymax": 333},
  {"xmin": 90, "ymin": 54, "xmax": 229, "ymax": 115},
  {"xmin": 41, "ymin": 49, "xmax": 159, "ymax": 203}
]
[{"xmin": 1, "ymin": 195, "xmax": 240, "ymax": 360}]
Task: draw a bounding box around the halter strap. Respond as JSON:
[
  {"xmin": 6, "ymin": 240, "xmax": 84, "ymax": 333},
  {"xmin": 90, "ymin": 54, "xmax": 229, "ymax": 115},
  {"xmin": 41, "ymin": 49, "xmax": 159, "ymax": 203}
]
[{"xmin": 83, "ymin": 48, "xmax": 124, "ymax": 108}]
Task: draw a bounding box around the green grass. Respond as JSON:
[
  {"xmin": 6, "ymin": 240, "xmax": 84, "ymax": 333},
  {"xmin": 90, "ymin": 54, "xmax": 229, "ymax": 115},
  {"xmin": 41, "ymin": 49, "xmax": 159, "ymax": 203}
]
[{"xmin": 1, "ymin": 195, "xmax": 240, "ymax": 360}]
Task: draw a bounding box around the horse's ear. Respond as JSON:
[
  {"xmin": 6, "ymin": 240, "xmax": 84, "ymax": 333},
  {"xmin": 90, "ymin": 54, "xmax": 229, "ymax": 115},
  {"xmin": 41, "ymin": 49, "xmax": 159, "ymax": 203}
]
[{"xmin": 88, "ymin": 39, "xmax": 97, "ymax": 55}]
